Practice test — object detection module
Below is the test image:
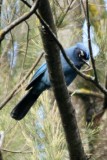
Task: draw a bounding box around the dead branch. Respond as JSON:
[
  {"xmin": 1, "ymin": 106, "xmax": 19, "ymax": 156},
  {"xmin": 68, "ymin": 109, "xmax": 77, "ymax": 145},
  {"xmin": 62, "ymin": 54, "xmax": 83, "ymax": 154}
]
[{"xmin": 0, "ymin": 0, "xmax": 40, "ymax": 41}]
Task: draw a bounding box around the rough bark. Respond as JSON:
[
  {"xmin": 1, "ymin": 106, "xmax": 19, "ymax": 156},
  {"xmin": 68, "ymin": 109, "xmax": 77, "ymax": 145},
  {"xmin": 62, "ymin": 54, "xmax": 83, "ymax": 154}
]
[{"xmin": 38, "ymin": 0, "xmax": 87, "ymax": 159}]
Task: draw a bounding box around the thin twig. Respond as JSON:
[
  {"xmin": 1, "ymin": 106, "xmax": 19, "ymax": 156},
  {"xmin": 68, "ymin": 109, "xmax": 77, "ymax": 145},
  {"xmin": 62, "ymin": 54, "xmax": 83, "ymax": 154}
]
[
  {"xmin": 69, "ymin": 89, "xmax": 104, "ymax": 99},
  {"xmin": 86, "ymin": 0, "xmax": 98, "ymax": 83},
  {"xmin": 1, "ymin": 148, "xmax": 32, "ymax": 154},
  {"xmin": 103, "ymin": 73, "xmax": 107, "ymax": 109},
  {"xmin": 56, "ymin": 0, "xmax": 76, "ymax": 27},
  {"xmin": 0, "ymin": 0, "xmax": 40, "ymax": 41},
  {"xmin": 0, "ymin": 52, "xmax": 44, "ymax": 110},
  {"xmin": 80, "ymin": 0, "xmax": 87, "ymax": 18}
]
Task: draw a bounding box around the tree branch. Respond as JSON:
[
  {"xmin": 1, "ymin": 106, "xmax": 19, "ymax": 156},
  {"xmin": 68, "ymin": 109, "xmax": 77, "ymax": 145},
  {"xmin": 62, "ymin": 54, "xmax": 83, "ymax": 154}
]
[
  {"xmin": 103, "ymin": 73, "xmax": 107, "ymax": 109},
  {"xmin": 0, "ymin": 148, "xmax": 33, "ymax": 154},
  {"xmin": 69, "ymin": 89, "xmax": 104, "ymax": 99},
  {"xmin": 0, "ymin": 0, "xmax": 40, "ymax": 41},
  {"xmin": 80, "ymin": 0, "xmax": 87, "ymax": 18},
  {"xmin": 1, "ymin": 148, "xmax": 32, "ymax": 154},
  {"xmin": 86, "ymin": 0, "xmax": 98, "ymax": 83}
]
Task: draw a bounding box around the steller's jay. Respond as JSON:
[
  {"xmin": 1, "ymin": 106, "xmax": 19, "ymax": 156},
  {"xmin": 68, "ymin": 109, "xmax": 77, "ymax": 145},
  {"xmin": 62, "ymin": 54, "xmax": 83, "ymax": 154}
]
[{"xmin": 11, "ymin": 43, "xmax": 89, "ymax": 120}]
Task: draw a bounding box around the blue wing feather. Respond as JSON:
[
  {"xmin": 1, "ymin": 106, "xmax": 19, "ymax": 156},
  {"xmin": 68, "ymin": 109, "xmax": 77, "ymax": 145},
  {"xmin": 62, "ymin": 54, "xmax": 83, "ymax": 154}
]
[{"xmin": 26, "ymin": 63, "xmax": 47, "ymax": 90}]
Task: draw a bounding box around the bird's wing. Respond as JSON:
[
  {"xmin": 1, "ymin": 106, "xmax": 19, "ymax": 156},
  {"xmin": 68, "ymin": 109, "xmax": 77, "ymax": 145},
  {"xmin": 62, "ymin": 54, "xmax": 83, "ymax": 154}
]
[{"xmin": 26, "ymin": 63, "xmax": 47, "ymax": 90}]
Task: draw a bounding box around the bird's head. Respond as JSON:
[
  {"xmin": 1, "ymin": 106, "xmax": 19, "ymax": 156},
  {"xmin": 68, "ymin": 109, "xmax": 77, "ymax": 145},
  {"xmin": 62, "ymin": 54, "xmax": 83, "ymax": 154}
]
[{"xmin": 73, "ymin": 43, "xmax": 90, "ymax": 67}]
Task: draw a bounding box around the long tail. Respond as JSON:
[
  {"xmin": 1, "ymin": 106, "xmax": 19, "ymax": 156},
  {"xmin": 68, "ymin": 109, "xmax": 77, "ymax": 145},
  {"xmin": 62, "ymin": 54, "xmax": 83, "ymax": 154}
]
[{"xmin": 11, "ymin": 90, "xmax": 40, "ymax": 120}]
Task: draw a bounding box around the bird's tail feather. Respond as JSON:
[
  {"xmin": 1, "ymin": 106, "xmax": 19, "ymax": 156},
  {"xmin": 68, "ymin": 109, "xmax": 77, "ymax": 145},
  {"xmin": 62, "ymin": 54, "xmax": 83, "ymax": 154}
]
[{"xmin": 11, "ymin": 90, "xmax": 40, "ymax": 120}]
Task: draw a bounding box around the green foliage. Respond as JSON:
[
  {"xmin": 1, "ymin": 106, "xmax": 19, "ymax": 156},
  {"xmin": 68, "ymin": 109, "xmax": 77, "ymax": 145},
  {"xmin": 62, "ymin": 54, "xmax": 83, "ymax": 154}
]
[{"xmin": 0, "ymin": 91, "xmax": 68, "ymax": 160}]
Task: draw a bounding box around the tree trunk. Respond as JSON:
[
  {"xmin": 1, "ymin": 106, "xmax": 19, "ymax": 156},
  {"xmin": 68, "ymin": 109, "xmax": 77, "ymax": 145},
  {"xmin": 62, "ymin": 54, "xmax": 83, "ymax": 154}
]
[{"xmin": 38, "ymin": 0, "xmax": 87, "ymax": 159}]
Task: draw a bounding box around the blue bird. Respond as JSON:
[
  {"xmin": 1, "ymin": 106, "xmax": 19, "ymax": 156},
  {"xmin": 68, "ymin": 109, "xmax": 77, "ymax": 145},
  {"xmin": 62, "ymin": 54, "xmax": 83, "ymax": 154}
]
[{"xmin": 11, "ymin": 43, "xmax": 89, "ymax": 120}]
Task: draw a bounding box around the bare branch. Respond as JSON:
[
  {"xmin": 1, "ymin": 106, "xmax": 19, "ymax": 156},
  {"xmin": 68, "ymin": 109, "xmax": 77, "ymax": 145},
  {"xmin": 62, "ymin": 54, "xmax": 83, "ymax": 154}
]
[
  {"xmin": 103, "ymin": 73, "xmax": 107, "ymax": 109},
  {"xmin": 1, "ymin": 148, "xmax": 32, "ymax": 154},
  {"xmin": 56, "ymin": 0, "xmax": 77, "ymax": 27},
  {"xmin": 86, "ymin": 0, "xmax": 98, "ymax": 83},
  {"xmin": 69, "ymin": 89, "xmax": 104, "ymax": 99},
  {"xmin": 80, "ymin": 0, "xmax": 87, "ymax": 18},
  {"xmin": 0, "ymin": 0, "xmax": 40, "ymax": 41}
]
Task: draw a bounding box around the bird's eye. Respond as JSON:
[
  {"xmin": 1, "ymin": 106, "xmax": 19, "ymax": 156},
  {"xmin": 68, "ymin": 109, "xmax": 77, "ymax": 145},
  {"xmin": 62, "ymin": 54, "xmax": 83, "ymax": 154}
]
[{"xmin": 78, "ymin": 50, "xmax": 85, "ymax": 59}]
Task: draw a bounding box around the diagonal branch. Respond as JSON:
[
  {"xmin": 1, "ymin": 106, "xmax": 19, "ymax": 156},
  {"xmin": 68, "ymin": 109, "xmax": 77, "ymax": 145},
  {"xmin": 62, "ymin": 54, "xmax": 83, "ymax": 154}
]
[
  {"xmin": 56, "ymin": 0, "xmax": 77, "ymax": 27},
  {"xmin": 0, "ymin": 0, "xmax": 40, "ymax": 41}
]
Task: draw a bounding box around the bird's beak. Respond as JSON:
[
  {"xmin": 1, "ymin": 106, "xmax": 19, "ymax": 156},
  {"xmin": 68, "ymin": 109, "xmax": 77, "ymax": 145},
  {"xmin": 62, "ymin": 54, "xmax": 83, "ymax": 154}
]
[{"xmin": 81, "ymin": 58, "xmax": 90, "ymax": 67}]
